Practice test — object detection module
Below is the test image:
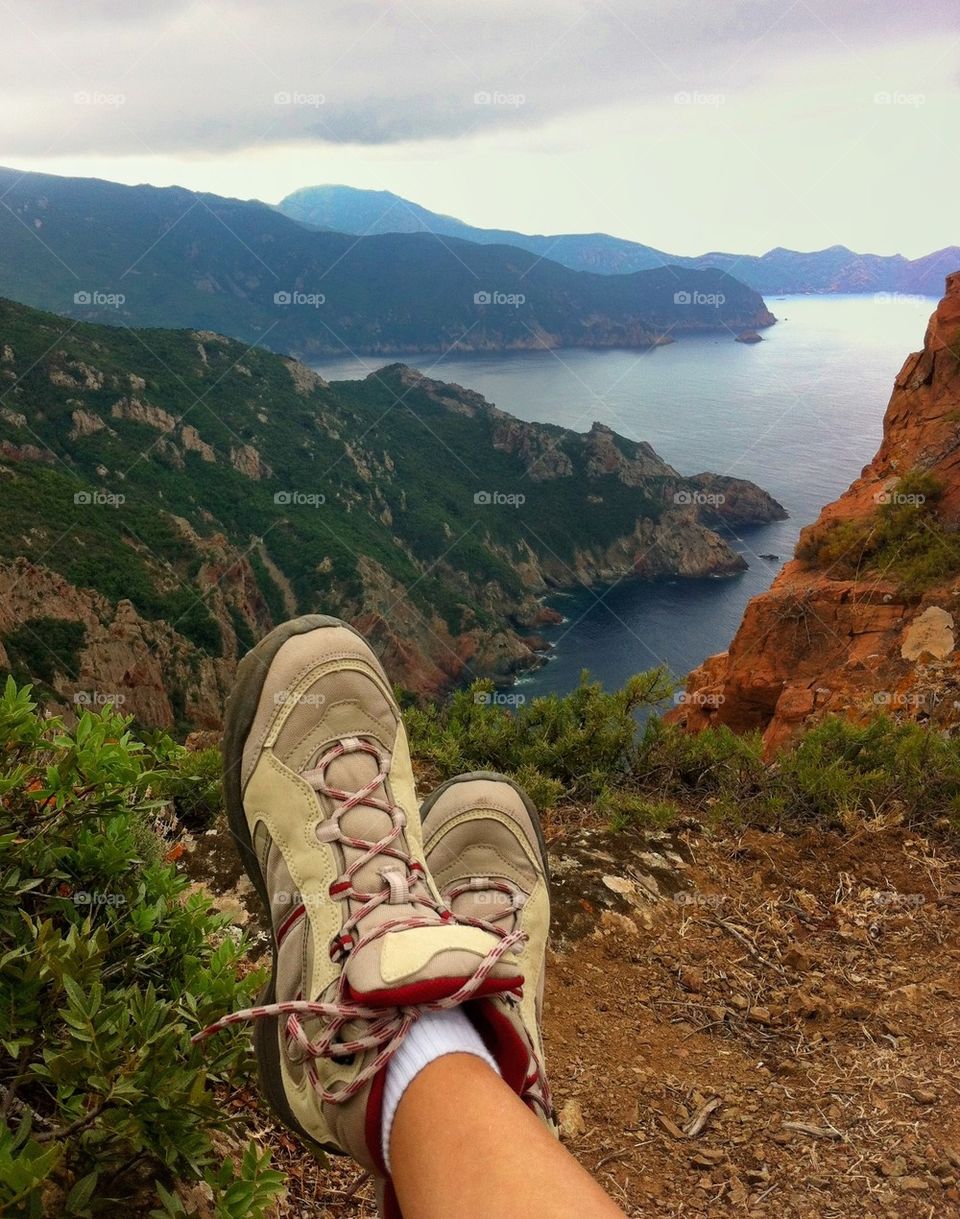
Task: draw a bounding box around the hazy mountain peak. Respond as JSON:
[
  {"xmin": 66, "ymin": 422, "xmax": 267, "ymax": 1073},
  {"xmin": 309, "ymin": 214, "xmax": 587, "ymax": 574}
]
[{"xmin": 279, "ymin": 185, "xmax": 955, "ymax": 295}]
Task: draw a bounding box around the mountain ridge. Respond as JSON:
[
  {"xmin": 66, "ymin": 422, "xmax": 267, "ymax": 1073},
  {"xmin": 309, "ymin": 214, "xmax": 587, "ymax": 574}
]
[
  {"xmin": 278, "ymin": 184, "xmax": 958, "ymax": 296},
  {"xmin": 0, "ymin": 166, "xmax": 773, "ymax": 358}
]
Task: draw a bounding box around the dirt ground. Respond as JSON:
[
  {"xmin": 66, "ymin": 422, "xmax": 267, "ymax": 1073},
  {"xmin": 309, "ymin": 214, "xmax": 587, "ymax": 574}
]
[{"xmin": 195, "ymin": 814, "xmax": 960, "ymax": 1218}]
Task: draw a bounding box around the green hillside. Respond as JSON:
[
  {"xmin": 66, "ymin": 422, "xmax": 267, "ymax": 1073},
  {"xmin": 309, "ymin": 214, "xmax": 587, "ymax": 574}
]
[{"xmin": 0, "ymin": 297, "xmax": 784, "ymax": 729}]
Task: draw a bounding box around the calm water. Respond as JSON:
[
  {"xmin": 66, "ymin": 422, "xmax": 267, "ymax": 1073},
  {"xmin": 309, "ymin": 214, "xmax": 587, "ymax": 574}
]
[{"xmin": 313, "ymin": 295, "xmax": 937, "ymax": 696}]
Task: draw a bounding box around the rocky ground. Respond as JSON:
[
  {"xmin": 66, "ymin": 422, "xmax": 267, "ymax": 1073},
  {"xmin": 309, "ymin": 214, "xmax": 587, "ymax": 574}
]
[{"xmin": 182, "ymin": 807, "xmax": 960, "ymax": 1219}]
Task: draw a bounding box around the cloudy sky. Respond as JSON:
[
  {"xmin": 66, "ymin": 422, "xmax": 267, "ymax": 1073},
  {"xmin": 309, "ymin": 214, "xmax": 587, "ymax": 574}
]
[{"xmin": 2, "ymin": 0, "xmax": 958, "ymax": 256}]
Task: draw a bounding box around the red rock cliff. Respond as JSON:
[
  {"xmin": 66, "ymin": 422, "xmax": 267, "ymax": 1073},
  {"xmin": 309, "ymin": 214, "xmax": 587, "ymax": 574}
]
[{"xmin": 669, "ymin": 271, "xmax": 960, "ymax": 753}]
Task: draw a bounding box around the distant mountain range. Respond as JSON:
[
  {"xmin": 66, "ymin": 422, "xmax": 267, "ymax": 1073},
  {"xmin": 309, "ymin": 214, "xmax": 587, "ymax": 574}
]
[
  {"xmin": 279, "ymin": 184, "xmax": 958, "ymax": 297},
  {"xmin": 0, "ymin": 167, "xmax": 773, "ymax": 358},
  {"xmin": 0, "ymin": 296, "xmax": 784, "ymax": 727}
]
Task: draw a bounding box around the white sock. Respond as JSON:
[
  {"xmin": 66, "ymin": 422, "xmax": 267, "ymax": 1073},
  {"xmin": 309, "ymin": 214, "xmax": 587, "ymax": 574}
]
[{"xmin": 381, "ymin": 1006, "xmax": 501, "ymax": 1173}]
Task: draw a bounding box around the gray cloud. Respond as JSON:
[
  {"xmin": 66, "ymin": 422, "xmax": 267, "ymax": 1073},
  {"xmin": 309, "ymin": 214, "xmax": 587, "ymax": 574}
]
[{"xmin": 1, "ymin": 0, "xmax": 956, "ymax": 156}]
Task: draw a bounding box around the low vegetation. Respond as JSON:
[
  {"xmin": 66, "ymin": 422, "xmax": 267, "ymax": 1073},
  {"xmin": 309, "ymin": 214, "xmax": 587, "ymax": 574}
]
[
  {"xmin": 409, "ymin": 672, "xmax": 960, "ymax": 833},
  {"xmin": 795, "ymin": 470, "xmax": 960, "ymax": 596}
]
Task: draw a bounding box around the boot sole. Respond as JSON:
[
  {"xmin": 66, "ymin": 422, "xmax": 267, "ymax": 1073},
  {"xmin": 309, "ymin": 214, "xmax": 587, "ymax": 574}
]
[{"xmin": 222, "ymin": 613, "xmax": 371, "ymax": 1157}]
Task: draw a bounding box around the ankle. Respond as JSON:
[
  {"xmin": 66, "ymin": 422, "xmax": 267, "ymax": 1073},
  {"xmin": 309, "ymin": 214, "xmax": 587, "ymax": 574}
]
[{"xmin": 381, "ymin": 1007, "xmax": 500, "ymax": 1171}]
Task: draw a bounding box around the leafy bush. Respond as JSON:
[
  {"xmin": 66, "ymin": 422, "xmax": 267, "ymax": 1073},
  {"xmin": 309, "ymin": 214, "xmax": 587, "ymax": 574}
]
[
  {"xmin": 634, "ymin": 718, "xmax": 767, "ymax": 810},
  {"xmin": 773, "ymin": 714, "xmax": 960, "ymax": 827},
  {"xmin": 405, "ymin": 669, "xmax": 674, "ymax": 806},
  {"xmin": 150, "ymin": 743, "xmax": 224, "ymax": 828},
  {"xmin": 0, "ymin": 680, "xmax": 282, "ymax": 1217}
]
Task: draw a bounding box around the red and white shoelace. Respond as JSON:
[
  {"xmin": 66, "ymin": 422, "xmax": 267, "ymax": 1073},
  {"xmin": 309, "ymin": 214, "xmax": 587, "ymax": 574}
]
[{"xmin": 192, "ymin": 737, "xmax": 525, "ymax": 1104}]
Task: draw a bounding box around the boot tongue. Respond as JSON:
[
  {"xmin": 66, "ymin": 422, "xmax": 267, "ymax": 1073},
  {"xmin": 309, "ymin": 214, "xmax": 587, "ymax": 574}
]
[
  {"xmin": 323, "ymin": 747, "xmax": 397, "ymax": 895},
  {"xmin": 451, "ymin": 886, "xmax": 516, "ymax": 930}
]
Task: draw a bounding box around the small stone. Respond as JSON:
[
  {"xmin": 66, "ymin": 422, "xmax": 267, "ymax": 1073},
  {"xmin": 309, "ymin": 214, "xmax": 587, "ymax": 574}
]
[
  {"xmin": 602, "ymin": 875, "xmax": 635, "ymax": 897},
  {"xmin": 598, "ymin": 910, "xmax": 639, "ymax": 937},
  {"xmin": 898, "ymin": 1176, "xmax": 929, "ymax": 1192},
  {"xmin": 691, "ymin": 1149, "xmax": 726, "ymax": 1166},
  {"xmin": 782, "ymin": 944, "xmax": 813, "ymax": 972},
  {"xmin": 558, "ymin": 1099, "xmax": 587, "ymax": 1140},
  {"xmin": 678, "ymin": 965, "xmax": 705, "ymax": 993}
]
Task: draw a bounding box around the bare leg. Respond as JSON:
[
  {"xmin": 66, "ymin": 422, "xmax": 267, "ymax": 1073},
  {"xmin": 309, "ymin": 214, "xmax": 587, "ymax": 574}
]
[{"xmin": 390, "ymin": 1053, "xmax": 627, "ymax": 1219}]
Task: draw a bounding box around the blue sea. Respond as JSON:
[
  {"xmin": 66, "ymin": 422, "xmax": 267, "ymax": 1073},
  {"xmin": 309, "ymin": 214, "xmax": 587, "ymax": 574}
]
[{"xmin": 313, "ymin": 294, "xmax": 937, "ymax": 697}]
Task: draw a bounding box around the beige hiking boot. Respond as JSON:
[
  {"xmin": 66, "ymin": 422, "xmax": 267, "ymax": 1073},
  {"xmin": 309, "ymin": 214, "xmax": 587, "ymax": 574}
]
[
  {"xmin": 193, "ymin": 617, "xmax": 523, "ymax": 1199},
  {"xmin": 421, "ymin": 772, "xmax": 557, "ymax": 1131}
]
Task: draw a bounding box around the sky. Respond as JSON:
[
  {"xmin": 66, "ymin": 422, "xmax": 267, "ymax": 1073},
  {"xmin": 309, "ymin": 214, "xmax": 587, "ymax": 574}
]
[{"xmin": 1, "ymin": 0, "xmax": 958, "ymax": 258}]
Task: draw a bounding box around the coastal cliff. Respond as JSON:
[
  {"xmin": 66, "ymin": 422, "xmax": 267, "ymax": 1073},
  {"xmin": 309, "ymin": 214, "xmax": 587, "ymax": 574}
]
[{"xmin": 670, "ymin": 272, "xmax": 960, "ymax": 752}]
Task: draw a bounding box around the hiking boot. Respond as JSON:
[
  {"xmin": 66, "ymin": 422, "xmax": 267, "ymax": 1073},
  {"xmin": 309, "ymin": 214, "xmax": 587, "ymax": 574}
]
[
  {"xmin": 193, "ymin": 617, "xmax": 523, "ymax": 1192},
  {"xmin": 421, "ymin": 772, "xmax": 557, "ymax": 1131}
]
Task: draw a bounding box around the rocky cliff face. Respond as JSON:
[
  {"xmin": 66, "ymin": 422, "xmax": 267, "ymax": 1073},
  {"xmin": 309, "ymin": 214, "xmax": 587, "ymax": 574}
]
[{"xmin": 670, "ymin": 272, "xmax": 960, "ymax": 753}]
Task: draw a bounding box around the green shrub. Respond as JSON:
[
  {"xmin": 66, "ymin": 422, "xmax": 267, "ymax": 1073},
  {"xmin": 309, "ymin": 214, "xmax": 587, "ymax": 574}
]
[
  {"xmin": 600, "ymin": 792, "xmax": 681, "ymax": 832},
  {"xmin": 406, "ymin": 669, "xmax": 674, "ymax": 806},
  {"xmin": 634, "ymin": 718, "xmax": 767, "ymax": 809},
  {"xmin": 150, "ymin": 743, "xmax": 224, "ymax": 827},
  {"xmin": 774, "ymin": 714, "xmax": 960, "ymax": 827},
  {"xmin": 0, "ymin": 679, "xmax": 282, "ymax": 1217},
  {"xmin": 408, "ymin": 674, "xmax": 960, "ymax": 835},
  {"xmin": 635, "ymin": 713, "xmax": 960, "ymax": 832},
  {"xmin": 796, "ymin": 470, "xmax": 960, "ymax": 596}
]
